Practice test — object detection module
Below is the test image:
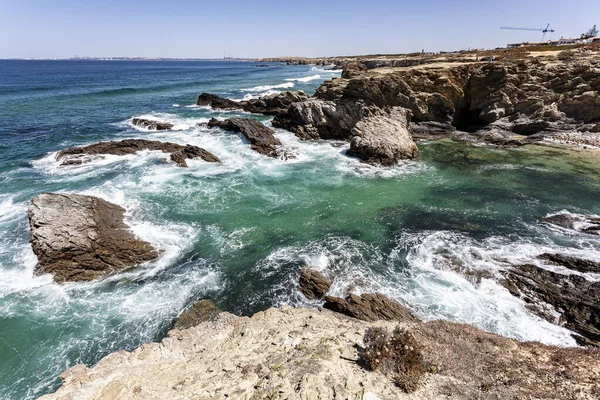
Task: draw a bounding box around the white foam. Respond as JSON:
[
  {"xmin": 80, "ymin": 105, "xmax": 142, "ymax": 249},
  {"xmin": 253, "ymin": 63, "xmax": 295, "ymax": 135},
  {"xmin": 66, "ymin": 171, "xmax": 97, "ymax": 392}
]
[
  {"xmin": 241, "ymin": 82, "xmax": 294, "ymax": 92},
  {"xmin": 128, "ymin": 113, "xmax": 210, "ymax": 131},
  {"xmin": 0, "ymin": 197, "xmax": 26, "ymax": 225},
  {"xmin": 285, "ymin": 74, "xmax": 322, "ymax": 83}
]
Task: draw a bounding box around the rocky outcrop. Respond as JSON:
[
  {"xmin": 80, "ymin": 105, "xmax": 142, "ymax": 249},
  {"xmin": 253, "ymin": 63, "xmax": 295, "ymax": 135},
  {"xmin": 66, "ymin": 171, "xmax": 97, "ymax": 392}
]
[
  {"xmin": 207, "ymin": 118, "xmax": 284, "ymax": 158},
  {"xmin": 56, "ymin": 139, "xmax": 221, "ymax": 167},
  {"xmin": 341, "ymin": 61, "xmax": 368, "ymax": 79},
  {"xmin": 542, "ymin": 211, "xmax": 600, "ymax": 235},
  {"xmin": 40, "ymin": 307, "xmax": 600, "ymax": 400},
  {"xmin": 298, "ymin": 268, "xmax": 331, "ymax": 300},
  {"xmin": 174, "ymin": 300, "xmax": 221, "ymax": 330},
  {"xmin": 28, "ymin": 193, "xmax": 159, "ymax": 283},
  {"xmin": 347, "ymin": 107, "xmax": 419, "ymax": 165},
  {"xmin": 197, "ymin": 91, "xmax": 309, "ymax": 115},
  {"xmin": 501, "ymin": 263, "xmax": 600, "ymax": 346},
  {"xmin": 131, "ymin": 118, "xmax": 174, "ymax": 131},
  {"xmin": 323, "ymin": 293, "xmax": 419, "ymax": 323},
  {"xmin": 539, "ymin": 253, "xmax": 600, "ymax": 274}
]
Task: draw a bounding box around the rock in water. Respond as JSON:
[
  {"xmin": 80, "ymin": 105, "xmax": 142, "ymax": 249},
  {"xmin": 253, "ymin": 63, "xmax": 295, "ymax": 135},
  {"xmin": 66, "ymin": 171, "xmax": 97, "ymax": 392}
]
[
  {"xmin": 542, "ymin": 212, "xmax": 600, "ymax": 235},
  {"xmin": 323, "ymin": 293, "xmax": 419, "ymax": 322},
  {"xmin": 197, "ymin": 91, "xmax": 309, "ymax": 115},
  {"xmin": 28, "ymin": 193, "xmax": 160, "ymax": 283},
  {"xmin": 298, "ymin": 268, "xmax": 331, "ymax": 300},
  {"xmin": 197, "ymin": 93, "xmax": 244, "ymax": 110},
  {"xmin": 131, "ymin": 118, "xmax": 174, "ymax": 131},
  {"xmin": 207, "ymin": 118, "xmax": 283, "ymax": 158},
  {"xmin": 56, "ymin": 139, "xmax": 221, "ymax": 168},
  {"xmin": 174, "ymin": 300, "xmax": 221, "ymax": 330},
  {"xmin": 538, "ymin": 253, "xmax": 600, "ymax": 274},
  {"xmin": 347, "ymin": 107, "xmax": 419, "ymax": 165}
]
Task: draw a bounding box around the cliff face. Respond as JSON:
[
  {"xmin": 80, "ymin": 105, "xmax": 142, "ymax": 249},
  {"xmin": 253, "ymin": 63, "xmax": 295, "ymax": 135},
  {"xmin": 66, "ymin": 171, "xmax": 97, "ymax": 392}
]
[{"xmin": 40, "ymin": 307, "xmax": 600, "ymax": 400}]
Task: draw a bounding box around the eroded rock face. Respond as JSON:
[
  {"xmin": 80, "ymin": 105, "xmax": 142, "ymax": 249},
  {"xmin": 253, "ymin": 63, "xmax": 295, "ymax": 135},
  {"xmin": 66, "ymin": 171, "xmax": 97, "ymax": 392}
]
[
  {"xmin": 501, "ymin": 264, "xmax": 600, "ymax": 346},
  {"xmin": 323, "ymin": 293, "xmax": 419, "ymax": 323},
  {"xmin": 56, "ymin": 139, "xmax": 221, "ymax": 167},
  {"xmin": 174, "ymin": 300, "xmax": 221, "ymax": 330},
  {"xmin": 348, "ymin": 107, "xmax": 419, "ymax": 165},
  {"xmin": 131, "ymin": 118, "xmax": 174, "ymax": 131},
  {"xmin": 298, "ymin": 268, "xmax": 331, "ymax": 300},
  {"xmin": 197, "ymin": 91, "xmax": 309, "ymax": 115},
  {"xmin": 29, "ymin": 193, "xmax": 159, "ymax": 283},
  {"xmin": 207, "ymin": 118, "xmax": 284, "ymax": 158}
]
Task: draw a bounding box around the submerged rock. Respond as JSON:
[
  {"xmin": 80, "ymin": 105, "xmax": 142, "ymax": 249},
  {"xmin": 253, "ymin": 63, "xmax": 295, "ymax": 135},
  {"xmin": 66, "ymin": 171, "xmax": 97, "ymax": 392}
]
[
  {"xmin": 298, "ymin": 268, "xmax": 331, "ymax": 300},
  {"xmin": 323, "ymin": 293, "xmax": 419, "ymax": 322},
  {"xmin": 131, "ymin": 118, "xmax": 174, "ymax": 131},
  {"xmin": 501, "ymin": 264, "xmax": 600, "ymax": 346},
  {"xmin": 542, "ymin": 211, "xmax": 600, "ymax": 235},
  {"xmin": 347, "ymin": 107, "xmax": 419, "ymax": 165},
  {"xmin": 28, "ymin": 193, "xmax": 159, "ymax": 283},
  {"xmin": 207, "ymin": 118, "xmax": 284, "ymax": 158},
  {"xmin": 174, "ymin": 300, "xmax": 221, "ymax": 330},
  {"xmin": 56, "ymin": 139, "xmax": 221, "ymax": 167}
]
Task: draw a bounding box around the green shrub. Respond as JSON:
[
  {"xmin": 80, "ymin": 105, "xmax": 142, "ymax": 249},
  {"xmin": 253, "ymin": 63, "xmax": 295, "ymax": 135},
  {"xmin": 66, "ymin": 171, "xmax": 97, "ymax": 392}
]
[{"xmin": 362, "ymin": 326, "xmax": 425, "ymax": 393}]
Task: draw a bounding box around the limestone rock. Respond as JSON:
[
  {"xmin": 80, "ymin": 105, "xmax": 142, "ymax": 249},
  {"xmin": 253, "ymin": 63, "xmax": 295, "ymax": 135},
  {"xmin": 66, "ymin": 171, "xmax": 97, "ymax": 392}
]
[
  {"xmin": 298, "ymin": 268, "xmax": 331, "ymax": 300},
  {"xmin": 347, "ymin": 107, "xmax": 419, "ymax": 165},
  {"xmin": 174, "ymin": 300, "xmax": 221, "ymax": 330},
  {"xmin": 341, "ymin": 61, "xmax": 368, "ymax": 79},
  {"xmin": 323, "ymin": 293, "xmax": 419, "ymax": 322},
  {"xmin": 207, "ymin": 118, "xmax": 283, "ymax": 157},
  {"xmin": 131, "ymin": 118, "xmax": 174, "ymax": 131},
  {"xmin": 28, "ymin": 193, "xmax": 159, "ymax": 283},
  {"xmin": 56, "ymin": 139, "xmax": 221, "ymax": 168}
]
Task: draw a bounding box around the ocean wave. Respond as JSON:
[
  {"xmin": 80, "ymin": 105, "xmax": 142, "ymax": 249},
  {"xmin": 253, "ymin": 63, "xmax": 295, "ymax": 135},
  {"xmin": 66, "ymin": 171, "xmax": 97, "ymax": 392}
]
[
  {"xmin": 241, "ymin": 82, "xmax": 294, "ymax": 92},
  {"xmin": 285, "ymin": 74, "xmax": 322, "ymax": 83}
]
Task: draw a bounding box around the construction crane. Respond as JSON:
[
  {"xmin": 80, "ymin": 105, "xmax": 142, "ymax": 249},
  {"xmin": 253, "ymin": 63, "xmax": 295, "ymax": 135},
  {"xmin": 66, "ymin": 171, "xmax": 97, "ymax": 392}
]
[{"xmin": 500, "ymin": 23, "xmax": 555, "ymax": 42}]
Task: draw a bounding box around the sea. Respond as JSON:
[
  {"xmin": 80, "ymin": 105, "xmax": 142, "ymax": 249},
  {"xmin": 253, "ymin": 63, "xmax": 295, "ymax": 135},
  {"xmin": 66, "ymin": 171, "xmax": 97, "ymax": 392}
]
[{"xmin": 1, "ymin": 60, "xmax": 599, "ymax": 399}]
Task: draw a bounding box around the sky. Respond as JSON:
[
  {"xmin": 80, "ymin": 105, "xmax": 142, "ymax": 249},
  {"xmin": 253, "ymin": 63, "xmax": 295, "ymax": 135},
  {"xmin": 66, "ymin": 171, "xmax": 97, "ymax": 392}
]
[{"xmin": 0, "ymin": 0, "xmax": 598, "ymax": 59}]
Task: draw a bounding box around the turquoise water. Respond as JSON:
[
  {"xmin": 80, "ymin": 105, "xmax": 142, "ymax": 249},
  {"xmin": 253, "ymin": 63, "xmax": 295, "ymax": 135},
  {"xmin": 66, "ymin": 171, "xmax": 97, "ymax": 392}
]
[{"xmin": 1, "ymin": 60, "xmax": 600, "ymax": 399}]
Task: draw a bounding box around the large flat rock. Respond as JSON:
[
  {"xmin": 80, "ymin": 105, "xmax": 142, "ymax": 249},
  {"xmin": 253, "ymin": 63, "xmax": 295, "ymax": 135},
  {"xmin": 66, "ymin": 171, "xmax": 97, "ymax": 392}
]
[
  {"xmin": 207, "ymin": 118, "xmax": 283, "ymax": 158},
  {"xmin": 29, "ymin": 193, "xmax": 160, "ymax": 283}
]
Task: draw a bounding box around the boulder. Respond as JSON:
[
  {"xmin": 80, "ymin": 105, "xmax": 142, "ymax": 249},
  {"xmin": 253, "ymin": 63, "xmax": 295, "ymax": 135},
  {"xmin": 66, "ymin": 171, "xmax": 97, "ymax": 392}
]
[
  {"xmin": 174, "ymin": 300, "xmax": 222, "ymax": 330},
  {"xmin": 347, "ymin": 107, "xmax": 419, "ymax": 165},
  {"xmin": 298, "ymin": 268, "xmax": 331, "ymax": 300},
  {"xmin": 207, "ymin": 118, "xmax": 283, "ymax": 158},
  {"xmin": 538, "ymin": 253, "xmax": 600, "ymax": 274},
  {"xmin": 341, "ymin": 61, "xmax": 368, "ymax": 79},
  {"xmin": 501, "ymin": 264, "xmax": 600, "ymax": 346},
  {"xmin": 28, "ymin": 193, "xmax": 160, "ymax": 283},
  {"xmin": 542, "ymin": 212, "xmax": 600, "ymax": 235},
  {"xmin": 132, "ymin": 118, "xmax": 174, "ymax": 131},
  {"xmin": 56, "ymin": 139, "xmax": 221, "ymax": 168},
  {"xmin": 323, "ymin": 293, "xmax": 419, "ymax": 322}
]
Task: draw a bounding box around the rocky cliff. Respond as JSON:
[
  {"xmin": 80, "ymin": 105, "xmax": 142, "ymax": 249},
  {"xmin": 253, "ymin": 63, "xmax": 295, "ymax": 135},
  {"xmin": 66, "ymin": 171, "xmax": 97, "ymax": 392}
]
[{"xmin": 40, "ymin": 306, "xmax": 600, "ymax": 400}]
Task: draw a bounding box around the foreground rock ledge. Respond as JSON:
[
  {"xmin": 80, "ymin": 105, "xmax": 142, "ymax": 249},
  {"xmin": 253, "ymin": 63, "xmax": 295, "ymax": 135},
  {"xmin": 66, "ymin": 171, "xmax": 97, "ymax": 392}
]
[
  {"xmin": 56, "ymin": 139, "xmax": 221, "ymax": 167},
  {"xmin": 40, "ymin": 307, "xmax": 600, "ymax": 400},
  {"xmin": 29, "ymin": 193, "xmax": 159, "ymax": 283}
]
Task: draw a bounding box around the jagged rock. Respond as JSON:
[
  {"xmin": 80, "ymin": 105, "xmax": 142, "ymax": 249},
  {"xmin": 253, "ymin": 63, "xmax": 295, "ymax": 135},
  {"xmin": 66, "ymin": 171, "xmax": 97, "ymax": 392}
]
[
  {"xmin": 131, "ymin": 118, "xmax": 174, "ymax": 131},
  {"xmin": 197, "ymin": 91, "xmax": 309, "ymax": 115},
  {"xmin": 542, "ymin": 212, "xmax": 600, "ymax": 235},
  {"xmin": 28, "ymin": 193, "xmax": 159, "ymax": 283},
  {"xmin": 56, "ymin": 139, "xmax": 221, "ymax": 168},
  {"xmin": 410, "ymin": 121, "xmax": 456, "ymax": 140},
  {"xmin": 174, "ymin": 300, "xmax": 221, "ymax": 330},
  {"xmin": 298, "ymin": 268, "xmax": 331, "ymax": 300},
  {"xmin": 501, "ymin": 264, "xmax": 600, "ymax": 346},
  {"xmin": 207, "ymin": 118, "xmax": 283, "ymax": 158},
  {"xmin": 538, "ymin": 253, "xmax": 600, "ymax": 274},
  {"xmin": 341, "ymin": 61, "xmax": 368, "ymax": 79},
  {"xmin": 347, "ymin": 107, "xmax": 419, "ymax": 165},
  {"xmin": 323, "ymin": 293, "xmax": 419, "ymax": 322},
  {"xmin": 512, "ymin": 120, "xmax": 550, "ymax": 135}
]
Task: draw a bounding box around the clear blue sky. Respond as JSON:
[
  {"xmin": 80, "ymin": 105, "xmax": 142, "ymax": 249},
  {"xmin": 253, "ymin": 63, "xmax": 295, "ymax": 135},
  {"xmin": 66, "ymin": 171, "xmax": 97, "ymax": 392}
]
[{"xmin": 0, "ymin": 0, "xmax": 598, "ymax": 58}]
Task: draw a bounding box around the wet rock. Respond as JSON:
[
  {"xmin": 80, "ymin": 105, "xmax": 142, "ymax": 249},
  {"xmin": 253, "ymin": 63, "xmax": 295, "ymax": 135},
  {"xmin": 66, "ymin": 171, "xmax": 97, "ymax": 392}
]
[
  {"xmin": 501, "ymin": 264, "xmax": 600, "ymax": 346},
  {"xmin": 56, "ymin": 139, "xmax": 221, "ymax": 168},
  {"xmin": 542, "ymin": 212, "xmax": 600, "ymax": 235},
  {"xmin": 410, "ymin": 121, "xmax": 455, "ymax": 140},
  {"xmin": 174, "ymin": 300, "xmax": 222, "ymax": 330},
  {"xmin": 298, "ymin": 268, "xmax": 331, "ymax": 300},
  {"xmin": 197, "ymin": 91, "xmax": 309, "ymax": 115},
  {"xmin": 512, "ymin": 120, "xmax": 550, "ymax": 136},
  {"xmin": 347, "ymin": 107, "xmax": 419, "ymax": 165},
  {"xmin": 28, "ymin": 193, "xmax": 160, "ymax": 283},
  {"xmin": 131, "ymin": 118, "xmax": 174, "ymax": 131},
  {"xmin": 323, "ymin": 293, "xmax": 419, "ymax": 322},
  {"xmin": 538, "ymin": 253, "xmax": 600, "ymax": 274},
  {"xmin": 207, "ymin": 118, "xmax": 283, "ymax": 158}
]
